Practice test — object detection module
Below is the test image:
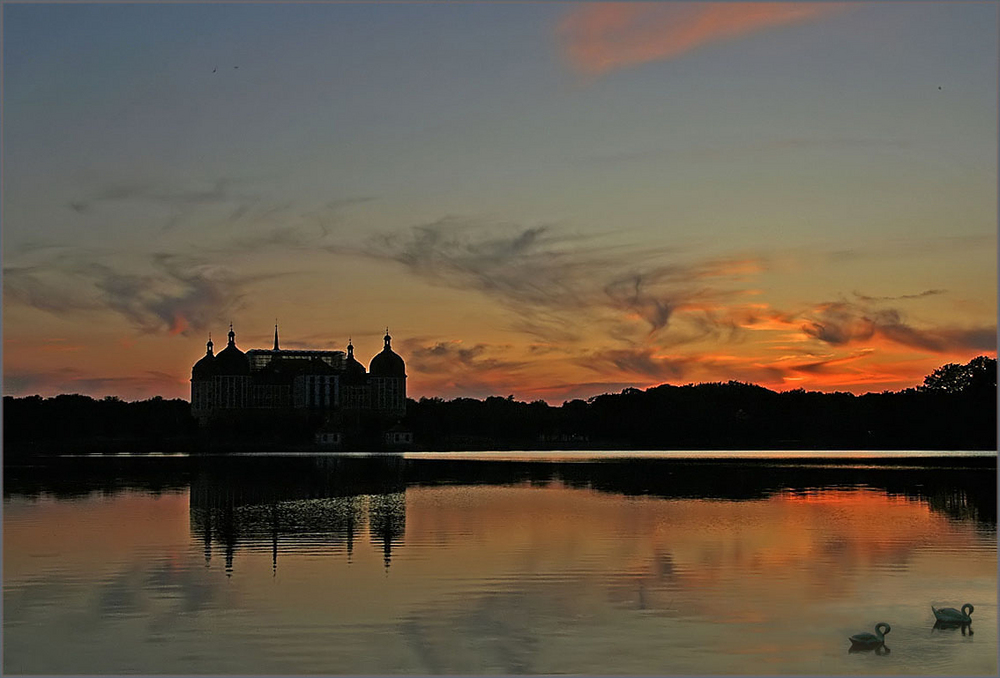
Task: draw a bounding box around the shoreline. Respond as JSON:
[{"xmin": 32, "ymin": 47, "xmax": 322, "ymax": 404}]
[{"xmin": 5, "ymin": 449, "xmax": 996, "ymax": 469}]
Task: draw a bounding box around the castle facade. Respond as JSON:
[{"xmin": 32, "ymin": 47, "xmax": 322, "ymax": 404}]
[{"xmin": 190, "ymin": 325, "xmax": 406, "ymax": 421}]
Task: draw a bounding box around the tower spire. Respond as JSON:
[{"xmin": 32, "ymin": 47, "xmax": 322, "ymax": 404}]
[
  {"xmin": 228, "ymin": 322, "xmax": 235, "ymax": 346},
  {"xmin": 273, "ymin": 320, "xmax": 280, "ymax": 351},
  {"xmin": 207, "ymin": 333, "xmax": 214, "ymax": 355},
  {"xmin": 384, "ymin": 327, "xmax": 391, "ymax": 348}
]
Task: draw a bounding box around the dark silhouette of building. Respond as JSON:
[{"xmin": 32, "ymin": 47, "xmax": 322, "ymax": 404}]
[{"xmin": 190, "ymin": 324, "xmax": 407, "ymax": 422}]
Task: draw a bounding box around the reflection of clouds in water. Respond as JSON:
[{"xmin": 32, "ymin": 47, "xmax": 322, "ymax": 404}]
[
  {"xmin": 96, "ymin": 568, "xmax": 148, "ymax": 617},
  {"xmin": 400, "ymin": 591, "xmax": 540, "ymax": 674},
  {"xmin": 5, "ymin": 478, "xmax": 996, "ymax": 675},
  {"xmin": 144, "ymin": 559, "xmax": 223, "ymax": 616},
  {"xmin": 93, "ymin": 557, "xmax": 233, "ymax": 631},
  {"xmin": 604, "ymin": 549, "xmax": 681, "ymax": 613},
  {"xmin": 563, "ymin": 492, "xmax": 994, "ymax": 670},
  {"xmin": 3, "ymin": 578, "xmax": 92, "ymax": 627},
  {"xmin": 394, "ymin": 580, "xmax": 750, "ymax": 674},
  {"xmin": 3, "ymin": 556, "xmax": 253, "ymax": 674}
]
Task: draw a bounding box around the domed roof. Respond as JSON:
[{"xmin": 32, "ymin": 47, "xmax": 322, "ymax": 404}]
[
  {"xmin": 214, "ymin": 325, "xmax": 250, "ymax": 376},
  {"xmin": 343, "ymin": 340, "xmax": 367, "ymax": 385},
  {"xmin": 192, "ymin": 337, "xmax": 216, "ymax": 380},
  {"xmin": 369, "ymin": 331, "xmax": 405, "ymax": 378}
]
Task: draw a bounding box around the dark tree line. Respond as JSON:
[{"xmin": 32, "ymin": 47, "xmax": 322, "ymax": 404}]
[
  {"xmin": 3, "ymin": 356, "xmax": 996, "ymax": 455},
  {"xmin": 3, "ymin": 394, "xmax": 198, "ymax": 456},
  {"xmin": 7, "ymin": 455, "xmax": 994, "ymax": 528},
  {"xmin": 402, "ymin": 356, "xmax": 996, "ymax": 450}
]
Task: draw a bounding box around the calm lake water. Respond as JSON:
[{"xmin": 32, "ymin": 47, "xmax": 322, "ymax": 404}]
[{"xmin": 3, "ymin": 452, "xmax": 996, "ymax": 675}]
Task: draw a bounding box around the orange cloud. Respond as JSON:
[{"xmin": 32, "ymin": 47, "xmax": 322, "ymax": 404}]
[
  {"xmin": 558, "ymin": 2, "xmax": 848, "ymax": 76},
  {"xmin": 169, "ymin": 313, "xmax": 190, "ymax": 336}
]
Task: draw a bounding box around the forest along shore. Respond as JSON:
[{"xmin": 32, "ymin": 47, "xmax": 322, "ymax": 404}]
[{"xmin": 3, "ymin": 357, "xmax": 996, "ymax": 455}]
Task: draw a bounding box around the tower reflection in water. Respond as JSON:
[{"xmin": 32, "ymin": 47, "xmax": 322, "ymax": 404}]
[
  {"xmin": 189, "ymin": 455, "xmax": 406, "ymax": 575},
  {"xmin": 186, "ymin": 453, "xmax": 996, "ymax": 576}
]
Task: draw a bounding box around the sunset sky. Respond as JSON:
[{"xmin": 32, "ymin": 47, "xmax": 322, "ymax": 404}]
[{"xmin": 3, "ymin": 2, "xmax": 996, "ymax": 403}]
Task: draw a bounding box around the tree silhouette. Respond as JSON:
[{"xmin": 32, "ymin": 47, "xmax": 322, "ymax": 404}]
[
  {"xmin": 921, "ymin": 356, "xmax": 997, "ymax": 394},
  {"xmin": 3, "ymin": 356, "xmax": 996, "ymax": 454}
]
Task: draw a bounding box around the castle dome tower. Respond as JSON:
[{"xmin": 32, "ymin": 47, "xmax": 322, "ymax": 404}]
[
  {"xmin": 210, "ymin": 323, "xmax": 250, "ymax": 411},
  {"xmin": 214, "ymin": 323, "xmax": 250, "ymax": 376},
  {"xmin": 344, "ymin": 338, "xmax": 367, "ymax": 385},
  {"xmin": 369, "ymin": 330, "xmax": 405, "ymax": 378},
  {"xmin": 191, "ymin": 334, "xmax": 219, "ymax": 419},
  {"xmin": 368, "ymin": 329, "xmax": 406, "ymax": 416},
  {"xmin": 192, "ymin": 335, "xmax": 217, "ymax": 380}
]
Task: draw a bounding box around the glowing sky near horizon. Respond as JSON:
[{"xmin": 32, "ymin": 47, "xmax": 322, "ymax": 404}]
[{"xmin": 2, "ymin": 2, "xmax": 996, "ymax": 403}]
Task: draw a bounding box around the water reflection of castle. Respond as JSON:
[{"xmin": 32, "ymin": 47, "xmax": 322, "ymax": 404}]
[
  {"xmin": 190, "ymin": 325, "xmax": 407, "ymax": 422},
  {"xmin": 185, "ymin": 455, "xmax": 996, "ymax": 575},
  {"xmin": 189, "ymin": 456, "xmax": 407, "ymax": 574}
]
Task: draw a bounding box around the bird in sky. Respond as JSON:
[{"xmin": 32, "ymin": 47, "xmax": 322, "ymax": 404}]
[{"xmin": 212, "ymin": 67, "xmax": 217, "ymax": 73}]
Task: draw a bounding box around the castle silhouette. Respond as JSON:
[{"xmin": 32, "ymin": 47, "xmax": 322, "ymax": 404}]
[{"xmin": 190, "ymin": 325, "xmax": 407, "ymax": 430}]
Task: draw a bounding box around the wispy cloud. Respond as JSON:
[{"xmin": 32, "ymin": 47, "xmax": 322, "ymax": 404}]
[
  {"xmin": 66, "ymin": 175, "xmax": 375, "ymax": 240},
  {"xmin": 364, "ymin": 218, "xmax": 764, "ymax": 345},
  {"xmin": 603, "ymin": 259, "xmax": 762, "ymax": 335},
  {"xmin": 65, "ymin": 178, "xmax": 255, "ymax": 232},
  {"xmin": 578, "ymin": 346, "xmax": 694, "ymax": 380},
  {"xmin": 785, "ymin": 349, "xmax": 873, "ymax": 375},
  {"xmin": 398, "ymin": 338, "xmax": 535, "ymax": 400},
  {"xmin": 799, "ymin": 299, "xmax": 995, "ymax": 354},
  {"xmin": 567, "ymin": 341, "xmax": 943, "ymax": 394},
  {"xmin": 7, "ymin": 189, "xmax": 363, "ymax": 337},
  {"xmin": 574, "ymin": 345, "xmax": 793, "ymax": 386},
  {"xmin": 213, "ymin": 196, "xmax": 375, "ymax": 253},
  {"xmin": 3, "ymin": 252, "xmax": 272, "ymax": 336},
  {"xmin": 90, "ymin": 254, "xmax": 271, "ymax": 335},
  {"xmin": 68, "ymin": 179, "xmax": 235, "ymax": 214},
  {"xmin": 800, "ymin": 301, "xmax": 877, "ymax": 345},
  {"xmin": 400, "ymin": 339, "xmax": 528, "ymax": 377},
  {"xmin": 558, "ymin": 2, "xmax": 848, "ymax": 76},
  {"xmin": 852, "ymin": 289, "xmax": 945, "ymax": 303},
  {"xmin": 366, "ymin": 218, "xmax": 598, "ymax": 310},
  {"xmin": 3, "ymin": 264, "xmax": 104, "ymax": 314}
]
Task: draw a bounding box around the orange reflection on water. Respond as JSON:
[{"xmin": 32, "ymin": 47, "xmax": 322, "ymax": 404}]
[
  {"xmin": 398, "ymin": 485, "xmax": 993, "ymax": 598},
  {"xmin": 3, "ymin": 482, "xmax": 996, "ymax": 675},
  {"xmin": 3, "ymin": 492, "xmax": 191, "ymax": 578}
]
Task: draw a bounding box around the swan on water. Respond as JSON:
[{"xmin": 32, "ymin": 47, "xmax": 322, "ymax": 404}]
[
  {"xmin": 932, "ymin": 604, "xmax": 973, "ymax": 624},
  {"xmin": 849, "ymin": 623, "xmax": 890, "ymax": 648}
]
